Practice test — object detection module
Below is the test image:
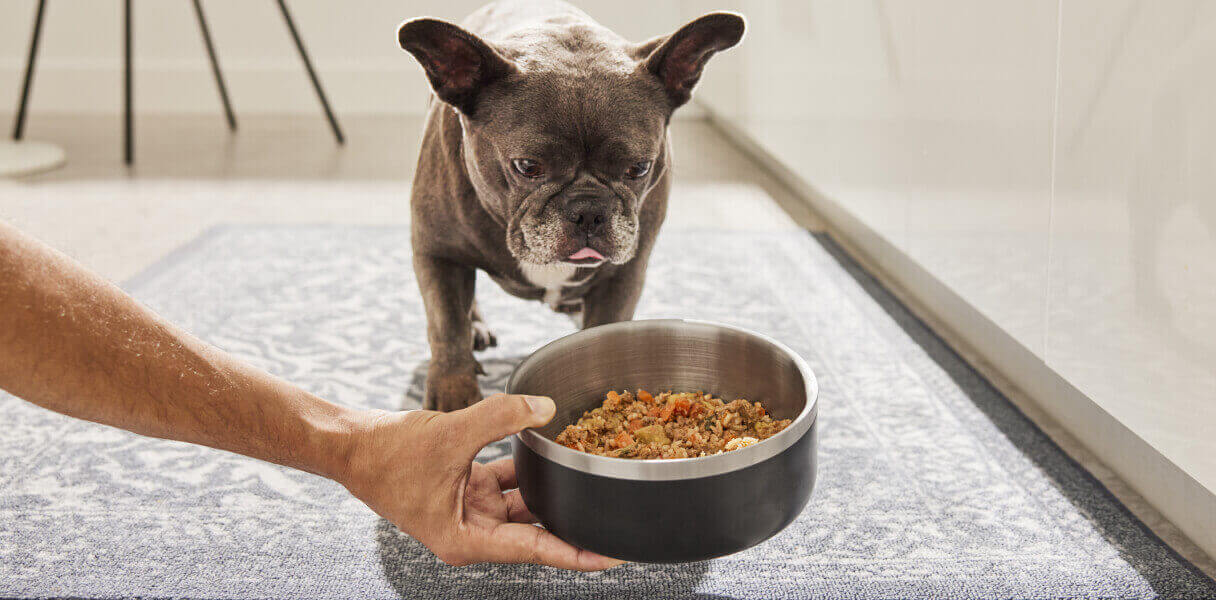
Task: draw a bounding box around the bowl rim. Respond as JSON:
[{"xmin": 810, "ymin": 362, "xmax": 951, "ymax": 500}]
[{"xmin": 508, "ymin": 319, "xmax": 819, "ymax": 481}]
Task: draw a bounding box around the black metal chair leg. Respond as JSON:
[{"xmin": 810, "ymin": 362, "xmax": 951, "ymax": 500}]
[
  {"xmin": 12, "ymin": 0, "xmax": 48, "ymax": 141},
  {"xmin": 276, "ymin": 0, "xmax": 344, "ymax": 144},
  {"xmin": 192, "ymin": 0, "xmax": 236, "ymax": 131},
  {"xmin": 124, "ymin": 0, "xmax": 133, "ymax": 164}
]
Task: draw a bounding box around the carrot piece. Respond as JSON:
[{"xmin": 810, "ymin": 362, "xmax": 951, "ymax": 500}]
[
  {"xmin": 628, "ymin": 419, "xmax": 644, "ymax": 432},
  {"xmin": 659, "ymin": 406, "xmax": 674, "ymax": 423},
  {"xmin": 637, "ymin": 390, "xmax": 654, "ymax": 404},
  {"xmin": 671, "ymin": 398, "xmax": 691, "ymax": 417},
  {"xmin": 614, "ymin": 431, "xmax": 634, "ymax": 448}
]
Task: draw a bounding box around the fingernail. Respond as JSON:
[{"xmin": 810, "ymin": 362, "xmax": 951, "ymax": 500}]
[{"xmin": 525, "ymin": 396, "xmax": 556, "ymax": 420}]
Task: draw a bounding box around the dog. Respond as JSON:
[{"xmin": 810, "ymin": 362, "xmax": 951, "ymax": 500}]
[{"xmin": 398, "ymin": 0, "xmax": 744, "ymax": 411}]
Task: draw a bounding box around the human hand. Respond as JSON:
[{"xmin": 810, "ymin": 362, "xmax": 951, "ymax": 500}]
[{"xmin": 339, "ymin": 394, "xmax": 624, "ymax": 571}]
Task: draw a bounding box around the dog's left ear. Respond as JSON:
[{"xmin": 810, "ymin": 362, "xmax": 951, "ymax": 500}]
[
  {"xmin": 637, "ymin": 12, "xmax": 745, "ymax": 108},
  {"xmin": 398, "ymin": 17, "xmax": 516, "ymax": 116}
]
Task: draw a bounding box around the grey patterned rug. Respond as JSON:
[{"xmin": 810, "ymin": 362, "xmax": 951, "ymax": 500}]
[{"xmin": 2, "ymin": 225, "xmax": 1214, "ymax": 600}]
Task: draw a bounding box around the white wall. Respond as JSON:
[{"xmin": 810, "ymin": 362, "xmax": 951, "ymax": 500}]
[
  {"xmin": 0, "ymin": 0, "xmax": 688, "ymax": 115},
  {"xmin": 688, "ymin": 0, "xmax": 1216, "ymax": 557}
]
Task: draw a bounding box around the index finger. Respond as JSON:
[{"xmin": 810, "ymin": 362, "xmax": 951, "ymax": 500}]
[{"xmin": 481, "ymin": 522, "xmax": 626, "ymax": 571}]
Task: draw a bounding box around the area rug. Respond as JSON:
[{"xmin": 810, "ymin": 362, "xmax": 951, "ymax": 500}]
[{"xmin": 1, "ymin": 225, "xmax": 1213, "ymax": 600}]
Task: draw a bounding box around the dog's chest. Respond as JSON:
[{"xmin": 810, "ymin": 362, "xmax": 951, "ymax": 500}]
[{"xmin": 518, "ymin": 262, "xmax": 589, "ymax": 310}]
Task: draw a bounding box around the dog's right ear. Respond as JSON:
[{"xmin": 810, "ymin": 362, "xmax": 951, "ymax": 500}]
[{"xmin": 397, "ymin": 18, "xmax": 516, "ymax": 116}]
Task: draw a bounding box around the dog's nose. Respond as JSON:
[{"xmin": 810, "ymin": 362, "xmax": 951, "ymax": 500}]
[{"xmin": 564, "ymin": 198, "xmax": 608, "ymax": 235}]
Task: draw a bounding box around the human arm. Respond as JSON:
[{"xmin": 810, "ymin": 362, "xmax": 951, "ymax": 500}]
[{"xmin": 0, "ymin": 221, "xmax": 619, "ymax": 570}]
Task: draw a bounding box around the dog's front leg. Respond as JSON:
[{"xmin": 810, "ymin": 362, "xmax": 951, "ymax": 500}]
[
  {"xmin": 581, "ymin": 258, "xmax": 649, "ymax": 329},
  {"xmin": 414, "ymin": 253, "xmax": 481, "ymax": 412}
]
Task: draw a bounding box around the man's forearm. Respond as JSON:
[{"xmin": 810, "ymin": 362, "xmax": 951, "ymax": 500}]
[{"xmin": 0, "ymin": 222, "xmax": 359, "ymax": 480}]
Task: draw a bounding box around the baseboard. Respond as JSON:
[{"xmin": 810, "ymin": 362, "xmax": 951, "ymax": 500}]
[
  {"xmin": 0, "ymin": 60, "xmax": 707, "ymax": 118},
  {"xmin": 700, "ymin": 102, "xmax": 1216, "ymax": 575}
]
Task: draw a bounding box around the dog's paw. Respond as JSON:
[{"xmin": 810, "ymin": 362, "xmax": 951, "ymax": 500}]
[
  {"xmin": 423, "ymin": 371, "xmax": 482, "ymax": 412},
  {"xmin": 471, "ymin": 321, "xmax": 497, "ymax": 352}
]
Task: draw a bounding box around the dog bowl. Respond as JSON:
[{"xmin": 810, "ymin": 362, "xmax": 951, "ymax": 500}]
[{"xmin": 507, "ymin": 319, "xmax": 818, "ymax": 563}]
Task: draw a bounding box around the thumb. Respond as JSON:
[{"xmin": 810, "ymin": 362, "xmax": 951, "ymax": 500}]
[{"xmin": 448, "ymin": 393, "xmax": 556, "ymax": 452}]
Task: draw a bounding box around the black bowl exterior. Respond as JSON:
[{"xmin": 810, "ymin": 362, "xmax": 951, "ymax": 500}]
[{"xmin": 512, "ymin": 419, "xmax": 817, "ymax": 563}]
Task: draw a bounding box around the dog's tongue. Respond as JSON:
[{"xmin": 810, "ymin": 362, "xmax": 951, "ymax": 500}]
[{"xmin": 569, "ymin": 247, "xmax": 605, "ymax": 261}]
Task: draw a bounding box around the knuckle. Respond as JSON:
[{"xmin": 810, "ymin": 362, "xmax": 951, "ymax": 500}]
[
  {"xmin": 507, "ymin": 394, "xmax": 531, "ymax": 414},
  {"xmin": 525, "ymin": 528, "xmax": 544, "ymax": 564},
  {"xmin": 476, "ymin": 393, "xmax": 529, "ymax": 421},
  {"xmin": 491, "ymin": 393, "xmax": 525, "ymax": 415}
]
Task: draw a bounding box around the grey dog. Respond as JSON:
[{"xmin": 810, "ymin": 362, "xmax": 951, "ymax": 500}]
[{"xmin": 398, "ymin": 0, "xmax": 744, "ymax": 411}]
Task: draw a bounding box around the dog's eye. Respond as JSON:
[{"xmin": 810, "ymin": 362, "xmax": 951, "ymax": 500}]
[
  {"xmin": 625, "ymin": 161, "xmax": 653, "ymax": 179},
  {"xmin": 511, "ymin": 158, "xmax": 545, "ymax": 178}
]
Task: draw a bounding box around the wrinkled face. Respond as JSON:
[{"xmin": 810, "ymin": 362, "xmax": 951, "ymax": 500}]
[
  {"xmin": 398, "ymin": 11, "xmax": 745, "ymax": 266},
  {"xmin": 462, "ymin": 74, "xmax": 669, "ymax": 266}
]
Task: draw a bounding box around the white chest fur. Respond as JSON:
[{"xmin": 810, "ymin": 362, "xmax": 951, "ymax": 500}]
[{"xmin": 519, "ymin": 262, "xmax": 579, "ymax": 309}]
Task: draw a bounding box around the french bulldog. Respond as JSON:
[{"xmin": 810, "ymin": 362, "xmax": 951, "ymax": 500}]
[{"xmin": 398, "ymin": 0, "xmax": 744, "ymax": 411}]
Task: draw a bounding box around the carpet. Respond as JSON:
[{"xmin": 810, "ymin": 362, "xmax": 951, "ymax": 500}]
[{"xmin": 1, "ymin": 225, "xmax": 1213, "ymax": 599}]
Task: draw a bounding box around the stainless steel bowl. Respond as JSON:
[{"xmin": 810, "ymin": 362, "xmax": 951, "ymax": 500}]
[{"xmin": 508, "ymin": 319, "xmax": 819, "ymax": 563}]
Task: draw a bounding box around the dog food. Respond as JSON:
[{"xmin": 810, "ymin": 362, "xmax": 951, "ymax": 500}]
[{"xmin": 555, "ymin": 390, "xmax": 792, "ymax": 459}]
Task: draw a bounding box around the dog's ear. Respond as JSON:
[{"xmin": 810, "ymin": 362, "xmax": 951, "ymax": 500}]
[
  {"xmin": 398, "ymin": 18, "xmax": 516, "ymax": 116},
  {"xmin": 639, "ymin": 12, "xmax": 745, "ymax": 108}
]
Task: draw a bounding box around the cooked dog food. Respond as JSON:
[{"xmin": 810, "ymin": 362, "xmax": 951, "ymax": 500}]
[{"xmin": 555, "ymin": 390, "xmax": 792, "ymax": 459}]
